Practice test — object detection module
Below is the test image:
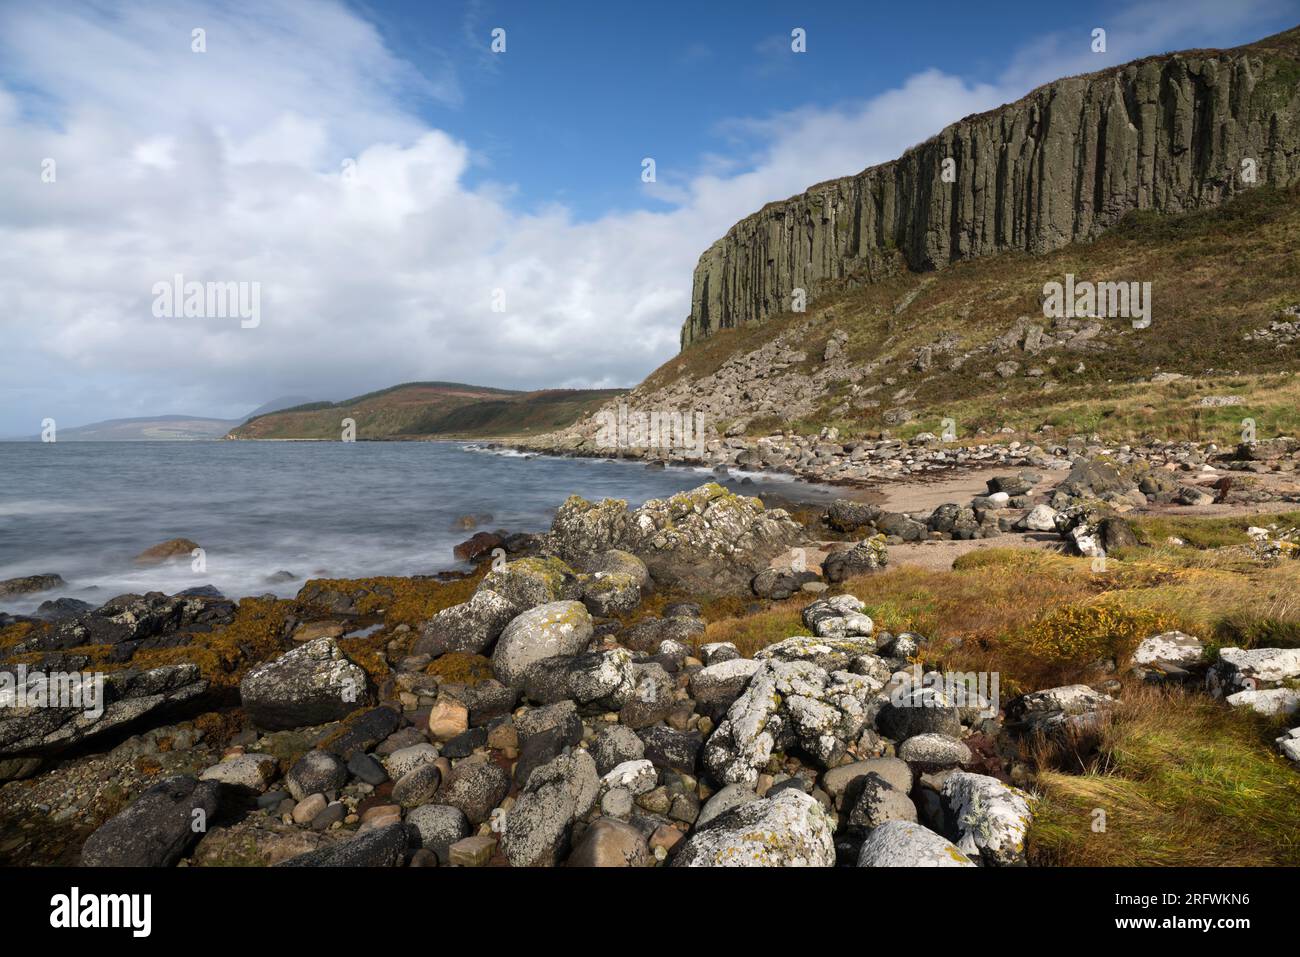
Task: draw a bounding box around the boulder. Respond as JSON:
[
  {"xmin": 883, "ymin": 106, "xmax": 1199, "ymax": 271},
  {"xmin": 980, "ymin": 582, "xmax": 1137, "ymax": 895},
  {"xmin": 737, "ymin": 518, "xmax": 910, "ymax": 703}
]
[
  {"xmin": 286, "ymin": 750, "xmax": 348, "ymax": 801},
  {"xmin": 411, "ymin": 589, "xmax": 517, "ymax": 657},
  {"xmin": 491, "ymin": 601, "xmax": 593, "ymax": 688},
  {"xmin": 823, "ymin": 536, "xmax": 889, "ymax": 582},
  {"xmin": 435, "ymin": 758, "xmax": 510, "ymax": 825},
  {"xmin": 1209, "ymin": 647, "xmax": 1300, "ymax": 695},
  {"xmin": 940, "ymin": 771, "xmax": 1034, "ymax": 866},
  {"xmin": 239, "ymin": 637, "xmax": 369, "ymax": 731},
  {"xmin": 1225, "ymin": 688, "xmax": 1300, "ymax": 716},
  {"xmin": 198, "ymin": 753, "xmax": 279, "ymax": 793},
  {"xmin": 703, "ymin": 660, "xmax": 882, "ymax": 785},
  {"xmin": 81, "ymin": 775, "xmax": 222, "ymax": 867},
  {"xmin": 755, "ymin": 635, "xmax": 877, "ymax": 671},
  {"xmin": 0, "ymin": 573, "xmax": 66, "ymax": 597},
  {"xmin": 672, "ymin": 790, "xmax": 835, "ymax": 867},
  {"xmin": 543, "ymin": 483, "xmax": 805, "ymax": 592},
  {"xmin": 406, "ymin": 804, "xmax": 470, "ymax": 862},
  {"xmin": 801, "ymin": 594, "xmax": 875, "ymax": 640},
  {"xmin": 846, "ymin": 772, "xmax": 918, "ymax": 829},
  {"xmin": 856, "ymin": 820, "xmax": 976, "ymax": 867},
  {"xmin": 578, "ymin": 572, "xmax": 641, "ymax": 617},
  {"xmin": 276, "ymin": 822, "xmax": 408, "ymax": 867},
  {"xmin": 134, "ymin": 538, "xmax": 200, "ymax": 566},
  {"xmin": 502, "ymin": 750, "xmax": 599, "ymax": 867},
  {"xmin": 590, "ymin": 724, "xmax": 645, "ymax": 776},
  {"xmin": 897, "ymin": 733, "xmax": 972, "ymax": 768},
  {"xmin": 566, "ymin": 817, "xmax": 651, "ymax": 867},
  {"xmin": 477, "ymin": 557, "xmax": 579, "ymax": 614}
]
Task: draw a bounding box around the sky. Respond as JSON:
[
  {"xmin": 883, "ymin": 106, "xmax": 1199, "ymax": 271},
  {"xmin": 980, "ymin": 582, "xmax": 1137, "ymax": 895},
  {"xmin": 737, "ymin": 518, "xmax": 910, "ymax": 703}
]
[{"xmin": 1, "ymin": 0, "xmax": 1297, "ymax": 434}]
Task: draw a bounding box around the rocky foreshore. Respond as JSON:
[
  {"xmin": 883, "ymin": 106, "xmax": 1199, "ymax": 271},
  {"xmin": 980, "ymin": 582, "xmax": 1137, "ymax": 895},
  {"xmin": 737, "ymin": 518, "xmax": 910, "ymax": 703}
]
[{"xmin": 3, "ymin": 457, "xmax": 1299, "ymax": 868}]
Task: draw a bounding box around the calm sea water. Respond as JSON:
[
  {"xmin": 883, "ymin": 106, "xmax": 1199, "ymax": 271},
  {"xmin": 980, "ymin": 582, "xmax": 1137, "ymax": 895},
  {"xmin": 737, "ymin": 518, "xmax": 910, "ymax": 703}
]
[{"xmin": 0, "ymin": 441, "xmax": 834, "ymax": 614}]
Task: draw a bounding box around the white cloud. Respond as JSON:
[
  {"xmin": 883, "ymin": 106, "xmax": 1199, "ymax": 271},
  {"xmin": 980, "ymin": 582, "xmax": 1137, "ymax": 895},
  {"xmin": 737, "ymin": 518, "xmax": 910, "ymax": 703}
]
[{"xmin": 0, "ymin": 0, "xmax": 1287, "ymax": 433}]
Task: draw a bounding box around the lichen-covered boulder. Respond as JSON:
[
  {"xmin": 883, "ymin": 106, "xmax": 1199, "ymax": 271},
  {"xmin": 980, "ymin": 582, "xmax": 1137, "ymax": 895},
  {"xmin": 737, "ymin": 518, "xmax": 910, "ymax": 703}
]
[
  {"xmin": 940, "ymin": 771, "xmax": 1034, "ymax": 866},
  {"xmin": 502, "ymin": 750, "xmax": 599, "ymax": 867},
  {"xmin": 1225, "ymin": 688, "xmax": 1300, "ymax": 716},
  {"xmin": 672, "ymin": 789, "xmax": 835, "ymax": 867},
  {"xmin": 578, "ymin": 572, "xmax": 642, "ymax": 617},
  {"xmin": 492, "ymin": 601, "xmax": 594, "ymax": 688},
  {"xmin": 703, "ymin": 659, "xmax": 883, "ymax": 786},
  {"xmin": 0, "ymin": 663, "xmax": 207, "ymax": 757},
  {"xmin": 543, "ymin": 483, "xmax": 805, "ymax": 592},
  {"xmin": 1208, "ymin": 646, "xmax": 1300, "ymax": 695},
  {"xmin": 756, "ymin": 635, "xmax": 877, "ymax": 671},
  {"xmin": 477, "ymin": 557, "xmax": 580, "ymax": 614},
  {"xmin": 856, "ymin": 820, "xmax": 975, "ymax": 867},
  {"xmin": 800, "ymin": 594, "xmax": 875, "ymax": 638},
  {"xmin": 1132, "ymin": 631, "xmax": 1206, "ymax": 669},
  {"xmin": 412, "ymin": 588, "xmax": 517, "ymax": 657},
  {"xmin": 239, "ymin": 637, "xmax": 369, "ymax": 731},
  {"xmin": 822, "ymin": 535, "xmax": 889, "ymax": 582},
  {"xmin": 1007, "ymin": 684, "xmax": 1115, "ymax": 738}
]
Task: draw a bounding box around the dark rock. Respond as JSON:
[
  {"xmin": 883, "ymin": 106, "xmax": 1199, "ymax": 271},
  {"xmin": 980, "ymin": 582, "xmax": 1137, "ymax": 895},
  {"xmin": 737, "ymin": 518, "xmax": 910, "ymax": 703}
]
[
  {"xmin": 442, "ymin": 726, "xmax": 488, "ymax": 758},
  {"xmin": 239, "ymin": 637, "xmax": 369, "ymax": 732},
  {"xmin": 638, "ymin": 727, "xmax": 702, "ymax": 775},
  {"xmin": 0, "ymin": 573, "xmax": 66, "ymax": 597},
  {"xmin": 323, "ymin": 706, "xmax": 401, "ymax": 759},
  {"xmin": 276, "ymin": 822, "xmax": 408, "ymax": 867},
  {"xmin": 81, "ymin": 776, "xmax": 222, "ymax": 867},
  {"xmin": 436, "ymin": 759, "xmax": 510, "ymax": 825},
  {"xmin": 346, "ymin": 753, "xmax": 389, "ymax": 786}
]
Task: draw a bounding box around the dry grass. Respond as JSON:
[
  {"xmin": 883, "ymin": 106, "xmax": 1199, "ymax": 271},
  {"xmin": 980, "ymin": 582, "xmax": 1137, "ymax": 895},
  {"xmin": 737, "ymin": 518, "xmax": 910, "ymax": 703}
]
[{"xmin": 1029, "ymin": 683, "xmax": 1300, "ymax": 866}]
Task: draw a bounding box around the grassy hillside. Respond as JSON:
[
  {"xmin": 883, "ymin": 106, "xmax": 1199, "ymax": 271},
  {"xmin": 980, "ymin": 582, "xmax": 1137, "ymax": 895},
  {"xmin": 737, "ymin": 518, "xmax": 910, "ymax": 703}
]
[
  {"xmin": 643, "ymin": 182, "xmax": 1300, "ymax": 447},
  {"xmin": 228, "ymin": 381, "xmax": 623, "ymax": 440}
]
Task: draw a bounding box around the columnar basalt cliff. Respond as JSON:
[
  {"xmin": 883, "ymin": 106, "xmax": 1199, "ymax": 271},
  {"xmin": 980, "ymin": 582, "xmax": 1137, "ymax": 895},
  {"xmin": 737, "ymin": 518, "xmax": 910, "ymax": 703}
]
[{"xmin": 681, "ymin": 28, "xmax": 1300, "ymax": 346}]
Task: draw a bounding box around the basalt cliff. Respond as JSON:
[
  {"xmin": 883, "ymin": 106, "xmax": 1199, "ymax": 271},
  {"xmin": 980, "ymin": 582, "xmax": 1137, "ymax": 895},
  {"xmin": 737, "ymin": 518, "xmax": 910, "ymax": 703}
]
[{"xmin": 682, "ymin": 27, "xmax": 1300, "ymax": 347}]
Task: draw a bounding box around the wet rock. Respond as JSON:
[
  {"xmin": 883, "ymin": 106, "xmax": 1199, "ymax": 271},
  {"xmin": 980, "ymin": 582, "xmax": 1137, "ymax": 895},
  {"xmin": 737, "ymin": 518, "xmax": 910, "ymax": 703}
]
[
  {"xmin": 134, "ymin": 539, "xmax": 201, "ymax": 566},
  {"xmin": 33, "ymin": 597, "xmax": 93, "ymax": 621},
  {"xmin": 0, "ymin": 573, "xmax": 66, "ymax": 597},
  {"xmin": 240, "ymin": 637, "xmax": 369, "ymax": 732}
]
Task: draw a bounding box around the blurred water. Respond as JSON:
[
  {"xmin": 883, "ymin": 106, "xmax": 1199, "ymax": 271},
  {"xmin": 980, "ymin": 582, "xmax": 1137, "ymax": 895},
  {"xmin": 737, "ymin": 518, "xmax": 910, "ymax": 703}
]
[{"xmin": 0, "ymin": 441, "xmax": 834, "ymax": 613}]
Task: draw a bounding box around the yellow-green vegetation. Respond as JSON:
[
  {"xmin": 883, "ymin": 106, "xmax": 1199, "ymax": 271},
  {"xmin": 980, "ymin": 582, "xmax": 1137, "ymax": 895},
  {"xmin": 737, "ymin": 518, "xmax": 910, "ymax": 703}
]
[
  {"xmin": 425, "ymin": 651, "xmax": 495, "ymax": 685},
  {"xmin": 130, "ymin": 596, "xmax": 294, "ymax": 689},
  {"xmin": 645, "ymin": 183, "xmax": 1300, "ymax": 445},
  {"xmin": 1029, "ymin": 684, "xmax": 1300, "ymax": 866}
]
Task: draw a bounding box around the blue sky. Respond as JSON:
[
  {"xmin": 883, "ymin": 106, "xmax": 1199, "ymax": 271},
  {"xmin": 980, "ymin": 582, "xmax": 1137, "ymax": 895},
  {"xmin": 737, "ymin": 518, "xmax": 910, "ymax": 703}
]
[
  {"xmin": 0, "ymin": 0, "xmax": 1296, "ymax": 434},
  {"xmin": 366, "ymin": 0, "xmax": 1299, "ymax": 218}
]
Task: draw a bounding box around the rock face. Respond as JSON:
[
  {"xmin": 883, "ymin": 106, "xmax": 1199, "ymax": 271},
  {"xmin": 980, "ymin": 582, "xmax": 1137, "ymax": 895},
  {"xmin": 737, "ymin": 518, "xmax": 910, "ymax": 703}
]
[
  {"xmin": 681, "ymin": 30, "xmax": 1300, "ymax": 345},
  {"xmin": 0, "ymin": 663, "xmax": 207, "ymax": 757},
  {"xmin": 239, "ymin": 637, "xmax": 369, "ymax": 731},
  {"xmin": 672, "ymin": 789, "xmax": 836, "ymax": 867}
]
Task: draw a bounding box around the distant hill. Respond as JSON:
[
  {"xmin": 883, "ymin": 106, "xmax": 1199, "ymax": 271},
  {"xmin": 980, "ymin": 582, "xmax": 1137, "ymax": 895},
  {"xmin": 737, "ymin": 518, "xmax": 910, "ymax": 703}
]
[
  {"xmin": 227, "ymin": 381, "xmax": 625, "ymax": 440},
  {"xmin": 28, "ymin": 415, "xmax": 239, "ymax": 441},
  {"xmin": 242, "ymin": 395, "xmax": 318, "ymax": 420}
]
